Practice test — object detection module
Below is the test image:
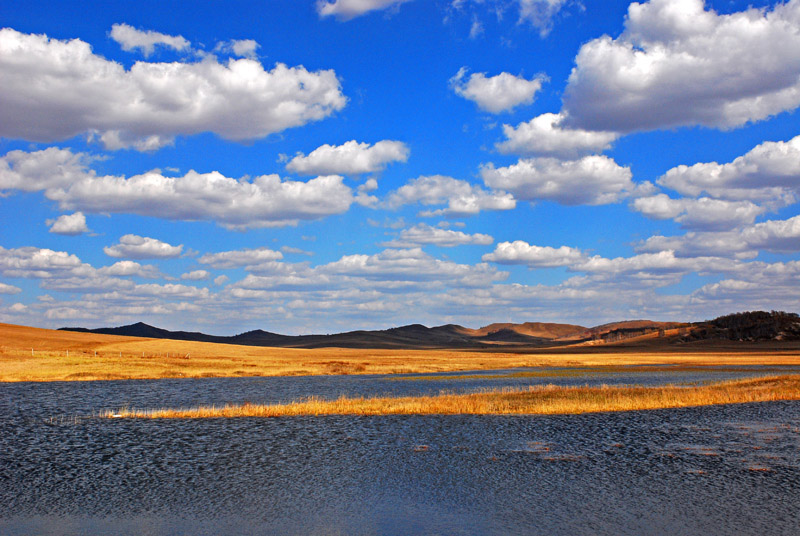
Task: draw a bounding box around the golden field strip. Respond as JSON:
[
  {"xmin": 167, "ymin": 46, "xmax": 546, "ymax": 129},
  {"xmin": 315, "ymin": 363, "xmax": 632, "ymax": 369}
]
[
  {"xmin": 2, "ymin": 322, "xmax": 800, "ymax": 382},
  {"xmin": 103, "ymin": 375, "xmax": 800, "ymax": 419}
]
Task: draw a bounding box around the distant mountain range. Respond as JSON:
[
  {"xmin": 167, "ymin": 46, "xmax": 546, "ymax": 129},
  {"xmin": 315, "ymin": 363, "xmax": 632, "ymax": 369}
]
[{"xmin": 60, "ymin": 311, "xmax": 800, "ymax": 349}]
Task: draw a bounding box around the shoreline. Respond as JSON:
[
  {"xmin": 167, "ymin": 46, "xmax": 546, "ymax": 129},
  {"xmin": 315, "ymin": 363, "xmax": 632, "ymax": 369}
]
[{"xmin": 101, "ymin": 375, "xmax": 800, "ymax": 419}]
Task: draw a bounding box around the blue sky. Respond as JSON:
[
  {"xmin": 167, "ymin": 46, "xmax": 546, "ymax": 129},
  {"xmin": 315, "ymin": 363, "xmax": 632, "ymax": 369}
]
[{"xmin": 1, "ymin": 0, "xmax": 799, "ymax": 334}]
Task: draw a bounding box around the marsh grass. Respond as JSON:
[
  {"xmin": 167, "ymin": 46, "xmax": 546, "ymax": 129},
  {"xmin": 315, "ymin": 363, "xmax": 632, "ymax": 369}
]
[
  {"xmin": 393, "ymin": 365, "xmax": 799, "ymax": 382},
  {"xmin": 102, "ymin": 375, "xmax": 800, "ymax": 419}
]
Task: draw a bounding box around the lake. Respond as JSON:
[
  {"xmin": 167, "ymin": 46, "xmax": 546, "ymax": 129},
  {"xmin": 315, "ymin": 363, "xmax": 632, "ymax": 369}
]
[{"xmin": 2, "ymin": 366, "xmax": 799, "ymax": 535}]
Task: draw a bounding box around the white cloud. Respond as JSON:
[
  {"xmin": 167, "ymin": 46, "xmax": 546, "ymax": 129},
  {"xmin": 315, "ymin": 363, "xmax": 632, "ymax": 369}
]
[
  {"xmin": 386, "ymin": 175, "xmax": 515, "ymax": 216},
  {"xmin": 281, "ymin": 246, "xmax": 314, "ymax": 256},
  {"xmin": 109, "ymin": 23, "xmax": 190, "ymax": 57},
  {"xmin": 133, "ymin": 283, "xmax": 210, "ymax": 299},
  {"xmin": 214, "ymin": 39, "xmax": 260, "ymax": 59},
  {"xmin": 234, "ymin": 267, "xmax": 331, "ymax": 291},
  {"xmin": 0, "ymin": 28, "xmax": 346, "ymax": 150},
  {"xmin": 563, "ymin": 0, "xmax": 800, "ymax": 132},
  {"xmin": 453, "ymin": 1, "xmax": 569, "ymax": 36},
  {"xmin": 98, "ymin": 261, "xmax": 164, "ymax": 279},
  {"xmin": 382, "ymin": 223, "xmax": 494, "ymax": 247},
  {"xmin": 46, "ymin": 212, "xmax": 89, "ymax": 235},
  {"xmin": 657, "ymin": 134, "xmax": 800, "ymax": 206},
  {"xmin": 482, "ymin": 241, "xmax": 584, "ymax": 267},
  {"xmin": 321, "ymin": 247, "xmax": 507, "ymax": 287},
  {"xmin": 632, "ymin": 195, "xmax": 765, "ymax": 231},
  {"xmin": 0, "ymin": 282, "xmax": 21, "ymax": 294},
  {"xmin": 450, "ymin": 68, "xmax": 546, "ymax": 114},
  {"xmin": 575, "ymin": 250, "xmax": 723, "ymax": 275},
  {"xmin": 570, "ymin": 250, "xmax": 742, "ymax": 289},
  {"xmin": 480, "ymin": 155, "xmax": 638, "ymax": 205},
  {"xmin": 317, "ymin": 0, "xmax": 412, "ymax": 20},
  {"xmin": 0, "ymin": 246, "xmax": 136, "ymax": 294},
  {"xmin": 0, "ymin": 148, "xmax": 91, "ymax": 192},
  {"xmin": 0, "ymin": 246, "xmax": 86, "ymax": 279},
  {"xmin": 104, "ymin": 235, "xmax": 183, "ymax": 259},
  {"xmin": 214, "ymin": 275, "xmax": 229, "ymax": 286},
  {"xmin": 285, "ymin": 140, "xmax": 409, "ymax": 176},
  {"xmin": 0, "ymin": 148, "xmax": 356, "ymax": 229},
  {"xmin": 638, "ymin": 215, "xmax": 800, "ymax": 258},
  {"xmin": 198, "ymin": 247, "xmax": 283, "ymax": 270},
  {"xmin": 496, "ymin": 112, "xmax": 618, "ymax": 158},
  {"xmin": 690, "ymin": 261, "xmax": 800, "ymax": 312},
  {"xmin": 516, "ymin": 0, "xmax": 568, "ymax": 35},
  {"xmin": 469, "ymin": 18, "xmax": 484, "ymax": 39},
  {"xmin": 181, "ymin": 270, "xmax": 211, "ymax": 281}
]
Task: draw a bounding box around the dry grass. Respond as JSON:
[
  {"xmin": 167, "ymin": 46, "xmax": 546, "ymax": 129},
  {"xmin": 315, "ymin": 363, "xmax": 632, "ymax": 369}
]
[
  {"xmin": 3, "ymin": 322, "xmax": 800, "ymax": 383},
  {"xmin": 103, "ymin": 375, "xmax": 800, "ymax": 419}
]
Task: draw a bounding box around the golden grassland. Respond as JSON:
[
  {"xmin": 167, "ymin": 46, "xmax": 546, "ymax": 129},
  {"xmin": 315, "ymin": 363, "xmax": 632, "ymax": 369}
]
[
  {"xmin": 102, "ymin": 375, "xmax": 800, "ymax": 419},
  {"xmin": 2, "ymin": 322, "xmax": 800, "ymax": 383}
]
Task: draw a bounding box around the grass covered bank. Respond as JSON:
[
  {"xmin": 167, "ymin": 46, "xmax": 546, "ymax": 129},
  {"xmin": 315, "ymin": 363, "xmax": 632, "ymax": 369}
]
[
  {"xmin": 103, "ymin": 375, "xmax": 800, "ymax": 419},
  {"xmin": 4, "ymin": 323, "xmax": 800, "ymax": 382}
]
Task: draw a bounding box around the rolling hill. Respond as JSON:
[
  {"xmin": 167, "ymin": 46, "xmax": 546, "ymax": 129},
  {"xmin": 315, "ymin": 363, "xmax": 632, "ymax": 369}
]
[{"xmin": 58, "ymin": 311, "xmax": 800, "ymax": 350}]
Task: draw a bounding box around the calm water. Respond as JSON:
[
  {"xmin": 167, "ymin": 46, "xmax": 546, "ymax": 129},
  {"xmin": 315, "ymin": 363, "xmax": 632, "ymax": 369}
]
[{"xmin": 2, "ymin": 366, "xmax": 799, "ymax": 535}]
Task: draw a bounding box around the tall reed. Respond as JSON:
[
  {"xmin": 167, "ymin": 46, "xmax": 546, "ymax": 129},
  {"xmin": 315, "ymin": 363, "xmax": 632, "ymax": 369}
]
[{"xmin": 103, "ymin": 375, "xmax": 800, "ymax": 419}]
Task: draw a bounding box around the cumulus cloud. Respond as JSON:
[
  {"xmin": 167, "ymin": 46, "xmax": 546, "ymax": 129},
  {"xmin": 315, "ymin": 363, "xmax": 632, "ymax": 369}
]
[
  {"xmin": 104, "ymin": 235, "xmax": 183, "ymax": 259},
  {"xmin": 657, "ymin": 135, "xmax": 800, "ymax": 206},
  {"xmin": 285, "ymin": 140, "xmax": 409, "ymax": 176},
  {"xmin": 0, "ymin": 148, "xmax": 355, "ymax": 229},
  {"xmin": 109, "ymin": 23, "xmax": 190, "ymax": 56},
  {"xmin": 98, "ymin": 261, "xmax": 164, "ymax": 279},
  {"xmin": 198, "ymin": 248, "xmax": 283, "ymax": 270},
  {"xmin": 496, "ymin": 113, "xmax": 618, "ymax": 158},
  {"xmin": 638, "ymin": 215, "xmax": 800, "ymax": 258},
  {"xmin": 482, "ymin": 241, "xmax": 584, "ymax": 267},
  {"xmin": 234, "ymin": 265, "xmax": 331, "ymax": 291},
  {"xmin": 0, "ymin": 148, "xmax": 91, "ymax": 192},
  {"xmin": 317, "ymin": 0, "xmax": 412, "ymax": 20},
  {"xmin": 0, "ymin": 246, "xmax": 135, "ymax": 294},
  {"xmin": 481, "ymin": 155, "xmax": 641, "ymax": 205},
  {"xmin": 563, "ymin": 0, "xmax": 800, "ymax": 132},
  {"xmin": 0, "ymin": 28, "xmax": 346, "ymax": 150},
  {"xmin": 450, "ymin": 68, "xmax": 546, "ymax": 114},
  {"xmin": 381, "ymin": 223, "xmax": 494, "ymax": 247},
  {"xmin": 692, "ymin": 261, "xmax": 800, "ymax": 307},
  {"xmin": 46, "ymin": 212, "xmax": 89, "ymax": 235},
  {"xmin": 632, "ymin": 195, "xmax": 766, "ymax": 231},
  {"xmin": 570, "ymin": 250, "xmax": 742, "ymax": 289},
  {"xmin": 181, "ymin": 270, "xmax": 211, "ymax": 281},
  {"xmin": 0, "ymin": 282, "xmax": 21, "ymax": 294},
  {"xmin": 133, "ymin": 283, "xmax": 211, "ymax": 299},
  {"xmin": 385, "ymin": 175, "xmax": 515, "ymax": 216},
  {"xmin": 321, "ymin": 247, "xmax": 507, "ymax": 287},
  {"xmin": 0, "ymin": 246, "xmax": 87, "ymax": 279},
  {"xmin": 575, "ymin": 250, "xmax": 722, "ymax": 275}
]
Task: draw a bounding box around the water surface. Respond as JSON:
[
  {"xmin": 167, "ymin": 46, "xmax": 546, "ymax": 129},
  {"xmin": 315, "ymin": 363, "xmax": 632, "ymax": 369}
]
[{"xmin": 2, "ymin": 366, "xmax": 799, "ymax": 535}]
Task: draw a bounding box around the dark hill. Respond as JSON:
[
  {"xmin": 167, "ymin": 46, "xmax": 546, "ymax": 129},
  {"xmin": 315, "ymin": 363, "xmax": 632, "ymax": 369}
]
[
  {"xmin": 59, "ymin": 311, "xmax": 800, "ymax": 349},
  {"xmin": 689, "ymin": 311, "xmax": 800, "ymax": 342}
]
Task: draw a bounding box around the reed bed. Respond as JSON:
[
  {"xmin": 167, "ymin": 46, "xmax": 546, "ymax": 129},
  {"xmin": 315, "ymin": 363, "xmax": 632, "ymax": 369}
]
[{"xmin": 103, "ymin": 375, "xmax": 800, "ymax": 419}]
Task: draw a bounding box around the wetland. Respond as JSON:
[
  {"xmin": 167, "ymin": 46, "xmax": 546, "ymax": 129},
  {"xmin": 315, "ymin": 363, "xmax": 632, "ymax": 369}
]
[{"xmin": 3, "ymin": 365, "xmax": 800, "ymax": 535}]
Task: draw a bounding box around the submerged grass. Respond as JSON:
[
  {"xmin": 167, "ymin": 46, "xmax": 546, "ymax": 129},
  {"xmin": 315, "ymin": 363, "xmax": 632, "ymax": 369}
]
[{"xmin": 103, "ymin": 374, "xmax": 800, "ymax": 419}]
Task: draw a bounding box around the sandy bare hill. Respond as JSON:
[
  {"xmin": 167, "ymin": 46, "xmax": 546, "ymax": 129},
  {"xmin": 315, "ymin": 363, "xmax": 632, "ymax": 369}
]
[
  {"xmin": 471, "ymin": 322, "xmax": 586, "ymax": 339},
  {"xmin": 0, "ymin": 322, "xmax": 144, "ymax": 350},
  {"xmin": 558, "ymin": 320, "xmax": 686, "ymax": 342}
]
